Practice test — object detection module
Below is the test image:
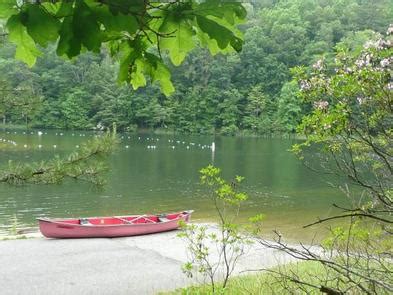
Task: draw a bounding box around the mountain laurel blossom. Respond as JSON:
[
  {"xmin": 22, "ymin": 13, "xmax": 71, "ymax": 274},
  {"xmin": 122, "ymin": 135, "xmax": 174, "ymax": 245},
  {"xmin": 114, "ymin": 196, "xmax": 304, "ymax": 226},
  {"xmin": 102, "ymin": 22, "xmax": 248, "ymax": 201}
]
[
  {"xmin": 387, "ymin": 24, "xmax": 393, "ymax": 35},
  {"xmin": 313, "ymin": 100, "xmax": 329, "ymax": 110},
  {"xmin": 380, "ymin": 58, "xmax": 391, "ymax": 68},
  {"xmin": 312, "ymin": 59, "xmax": 324, "ymax": 71},
  {"xmin": 300, "ymin": 80, "xmax": 311, "ymax": 91}
]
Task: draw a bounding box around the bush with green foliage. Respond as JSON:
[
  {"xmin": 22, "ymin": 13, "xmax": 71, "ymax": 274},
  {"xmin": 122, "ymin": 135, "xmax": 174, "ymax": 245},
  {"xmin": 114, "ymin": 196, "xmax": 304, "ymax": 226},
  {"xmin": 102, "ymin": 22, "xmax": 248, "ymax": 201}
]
[
  {"xmin": 179, "ymin": 165, "xmax": 251, "ymax": 293},
  {"xmin": 260, "ymin": 26, "xmax": 393, "ymax": 294}
]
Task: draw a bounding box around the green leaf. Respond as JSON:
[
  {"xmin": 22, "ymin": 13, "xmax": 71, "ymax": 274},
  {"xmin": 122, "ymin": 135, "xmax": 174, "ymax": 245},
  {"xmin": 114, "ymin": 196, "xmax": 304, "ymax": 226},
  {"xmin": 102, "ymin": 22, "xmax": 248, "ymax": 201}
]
[
  {"xmin": 160, "ymin": 16, "xmax": 195, "ymax": 66},
  {"xmin": 41, "ymin": 3, "xmax": 63, "ymax": 15},
  {"xmin": 57, "ymin": 2, "xmax": 102, "ymax": 58},
  {"xmin": 130, "ymin": 58, "xmax": 147, "ymax": 90},
  {"xmin": 73, "ymin": 1, "xmax": 102, "ymax": 52},
  {"xmin": 155, "ymin": 64, "xmax": 175, "ymax": 96},
  {"xmin": 117, "ymin": 44, "xmax": 134, "ymax": 83},
  {"xmin": 196, "ymin": 15, "xmax": 242, "ymax": 51},
  {"xmin": 152, "ymin": 62, "xmax": 175, "ymax": 96},
  {"xmin": 0, "ymin": 0, "xmax": 17, "ymax": 18},
  {"xmin": 106, "ymin": 0, "xmax": 145, "ymax": 15},
  {"xmin": 55, "ymin": 1, "xmax": 74, "ymax": 17},
  {"xmin": 24, "ymin": 5, "xmax": 60, "ymax": 47},
  {"xmin": 6, "ymin": 14, "xmax": 41, "ymax": 67},
  {"xmin": 57, "ymin": 16, "xmax": 81, "ymax": 58},
  {"xmin": 194, "ymin": 0, "xmax": 247, "ymax": 25},
  {"xmin": 196, "ymin": 30, "xmax": 223, "ymax": 55},
  {"xmin": 90, "ymin": 6, "xmax": 138, "ymax": 36}
]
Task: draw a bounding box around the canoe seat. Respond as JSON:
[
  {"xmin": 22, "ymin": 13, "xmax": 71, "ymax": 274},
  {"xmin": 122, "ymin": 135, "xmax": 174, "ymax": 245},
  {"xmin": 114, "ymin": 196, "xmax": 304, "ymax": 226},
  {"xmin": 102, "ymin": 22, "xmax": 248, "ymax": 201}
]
[
  {"xmin": 157, "ymin": 214, "xmax": 169, "ymax": 222},
  {"xmin": 158, "ymin": 217, "xmax": 170, "ymax": 222},
  {"xmin": 79, "ymin": 218, "xmax": 93, "ymax": 226}
]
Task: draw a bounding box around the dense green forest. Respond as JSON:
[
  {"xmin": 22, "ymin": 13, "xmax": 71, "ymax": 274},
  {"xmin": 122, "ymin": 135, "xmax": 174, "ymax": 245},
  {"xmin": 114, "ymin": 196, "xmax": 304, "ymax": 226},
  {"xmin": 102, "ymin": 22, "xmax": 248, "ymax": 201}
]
[{"xmin": 0, "ymin": 0, "xmax": 391, "ymax": 134}]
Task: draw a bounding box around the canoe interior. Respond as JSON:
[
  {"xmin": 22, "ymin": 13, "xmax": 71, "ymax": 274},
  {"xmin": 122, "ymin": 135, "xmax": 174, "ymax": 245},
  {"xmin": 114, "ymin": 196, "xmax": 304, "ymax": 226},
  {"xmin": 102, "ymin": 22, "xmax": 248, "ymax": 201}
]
[{"xmin": 47, "ymin": 212, "xmax": 185, "ymax": 226}]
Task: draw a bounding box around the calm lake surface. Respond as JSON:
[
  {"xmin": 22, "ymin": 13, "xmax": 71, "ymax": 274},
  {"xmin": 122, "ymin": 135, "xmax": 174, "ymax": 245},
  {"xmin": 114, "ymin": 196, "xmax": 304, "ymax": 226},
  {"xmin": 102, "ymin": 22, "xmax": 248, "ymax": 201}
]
[{"xmin": 0, "ymin": 130, "xmax": 347, "ymax": 240}]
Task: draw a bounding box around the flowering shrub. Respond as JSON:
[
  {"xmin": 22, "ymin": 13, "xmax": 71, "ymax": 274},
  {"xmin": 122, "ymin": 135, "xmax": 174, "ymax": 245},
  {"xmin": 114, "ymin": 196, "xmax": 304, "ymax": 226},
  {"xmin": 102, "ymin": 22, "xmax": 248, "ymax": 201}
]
[{"xmin": 274, "ymin": 25, "xmax": 393, "ymax": 294}]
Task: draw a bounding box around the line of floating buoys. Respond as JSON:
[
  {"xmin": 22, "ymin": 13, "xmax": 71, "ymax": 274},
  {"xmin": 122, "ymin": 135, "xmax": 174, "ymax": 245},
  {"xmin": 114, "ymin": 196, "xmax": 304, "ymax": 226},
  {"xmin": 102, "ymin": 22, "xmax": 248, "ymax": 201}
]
[
  {"xmin": 0, "ymin": 138, "xmax": 17, "ymax": 146},
  {"xmin": 1, "ymin": 132, "xmax": 217, "ymax": 152}
]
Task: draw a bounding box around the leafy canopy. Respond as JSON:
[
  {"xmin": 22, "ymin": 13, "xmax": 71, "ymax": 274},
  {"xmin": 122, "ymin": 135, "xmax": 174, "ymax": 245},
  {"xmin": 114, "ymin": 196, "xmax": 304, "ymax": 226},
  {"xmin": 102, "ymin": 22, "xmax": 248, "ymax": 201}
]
[{"xmin": 0, "ymin": 0, "xmax": 246, "ymax": 96}]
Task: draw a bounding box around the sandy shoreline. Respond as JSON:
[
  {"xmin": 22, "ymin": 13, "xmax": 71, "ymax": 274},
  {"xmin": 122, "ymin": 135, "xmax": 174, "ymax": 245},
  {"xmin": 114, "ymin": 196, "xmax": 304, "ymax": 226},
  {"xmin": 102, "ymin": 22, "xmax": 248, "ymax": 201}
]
[{"xmin": 0, "ymin": 223, "xmax": 297, "ymax": 294}]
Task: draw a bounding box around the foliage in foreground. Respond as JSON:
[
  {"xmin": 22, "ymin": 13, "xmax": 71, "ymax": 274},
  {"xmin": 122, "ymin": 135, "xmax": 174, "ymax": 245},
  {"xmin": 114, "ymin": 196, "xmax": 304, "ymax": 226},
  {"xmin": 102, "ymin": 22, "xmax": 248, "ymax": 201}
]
[
  {"xmin": 0, "ymin": 131, "xmax": 118, "ymax": 185},
  {"xmin": 179, "ymin": 165, "xmax": 252, "ymax": 293},
  {"xmin": 258, "ymin": 26, "xmax": 393, "ymax": 294},
  {"xmin": 163, "ymin": 261, "xmax": 339, "ymax": 295},
  {"xmin": 0, "ymin": 0, "xmax": 246, "ymax": 96},
  {"xmin": 167, "ymin": 257, "xmax": 392, "ymax": 294}
]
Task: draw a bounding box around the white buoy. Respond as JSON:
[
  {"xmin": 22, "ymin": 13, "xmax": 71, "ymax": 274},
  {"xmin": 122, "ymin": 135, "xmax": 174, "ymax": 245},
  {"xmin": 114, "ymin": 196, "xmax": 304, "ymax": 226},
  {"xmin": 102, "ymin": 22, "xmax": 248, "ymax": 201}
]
[
  {"xmin": 211, "ymin": 142, "xmax": 216, "ymax": 152},
  {"xmin": 53, "ymin": 145, "xmax": 57, "ymax": 149},
  {"xmin": 125, "ymin": 145, "xmax": 129, "ymax": 148},
  {"xmin": 23, "ymin": 144, "xmax": 27, "ymax": 148},
  {"xmin": 37, "ymin": 131, "xmax": 43, "ymax": 136}
]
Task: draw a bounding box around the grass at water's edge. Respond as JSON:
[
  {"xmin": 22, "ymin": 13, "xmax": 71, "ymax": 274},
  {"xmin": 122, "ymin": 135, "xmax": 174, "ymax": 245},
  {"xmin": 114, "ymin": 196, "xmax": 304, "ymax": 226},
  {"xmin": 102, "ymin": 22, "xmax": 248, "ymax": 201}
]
[{"xmin": 161, "ymin": 261, "xmax": 325, "ymax": 295}]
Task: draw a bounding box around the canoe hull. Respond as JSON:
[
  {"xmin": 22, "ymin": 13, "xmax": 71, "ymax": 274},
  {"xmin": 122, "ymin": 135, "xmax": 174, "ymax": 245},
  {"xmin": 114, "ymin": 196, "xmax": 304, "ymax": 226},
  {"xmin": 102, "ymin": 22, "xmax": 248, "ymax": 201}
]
[{"xmin": 38, "ymin": 211, "xmax": 192, "ymax": 239}]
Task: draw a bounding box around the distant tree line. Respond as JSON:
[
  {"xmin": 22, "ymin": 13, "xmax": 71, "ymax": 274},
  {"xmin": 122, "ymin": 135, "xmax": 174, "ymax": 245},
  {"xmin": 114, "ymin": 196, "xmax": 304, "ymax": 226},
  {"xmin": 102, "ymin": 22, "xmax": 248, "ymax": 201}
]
[{"xmin": 0, "ymin": 0, "xmax": 391, "ymax": 135}]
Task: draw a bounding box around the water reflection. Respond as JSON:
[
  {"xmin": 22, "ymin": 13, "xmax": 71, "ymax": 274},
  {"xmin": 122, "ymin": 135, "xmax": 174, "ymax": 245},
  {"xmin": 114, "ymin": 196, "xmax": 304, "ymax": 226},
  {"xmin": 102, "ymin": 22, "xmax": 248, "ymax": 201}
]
[{"xmin": 0, "ymin": 130, "xmax": 347, "ymax": 239}]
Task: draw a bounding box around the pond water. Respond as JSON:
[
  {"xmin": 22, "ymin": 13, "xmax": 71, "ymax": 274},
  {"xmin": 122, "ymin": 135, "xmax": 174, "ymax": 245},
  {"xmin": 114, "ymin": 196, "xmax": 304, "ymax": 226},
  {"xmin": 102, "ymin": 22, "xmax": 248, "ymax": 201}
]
[{"xmin": 0, "ymin": 129, "xmax": 348, "ymax": 240}]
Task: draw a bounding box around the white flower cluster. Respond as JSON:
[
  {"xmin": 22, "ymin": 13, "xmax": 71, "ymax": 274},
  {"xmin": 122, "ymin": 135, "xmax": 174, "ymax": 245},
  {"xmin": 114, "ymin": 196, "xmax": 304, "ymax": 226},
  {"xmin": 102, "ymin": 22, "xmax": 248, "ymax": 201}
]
[
  {"xmin": 313, "ymin": 100, "xmax": 329, "ymax": 110},
  {"xmin": 300, "ymin": 80, "xmax": 311, "ymax": 91},
  {"xmin": 356, "ymin": 96, "xmax": 370, "ymax": 105},
  {"xmin": 94, "ymin": 122, "xmax": 105, "ymax": 131},
  {"xmin": 387, "ymin": 24, "xmax": 393, "ymax": 35},
  {"xmin": 355, "ymin": 53, "xmax": 372, "ymax": 68},
  {"xmin": 387, "ymin": 82, "xmax": 393, "ymax": 91},
  {"xmin": 380, "ymin": 57, "xmax": 392, "ymax": 68},
  {"xmin": 312, "ymin": 59, "xmax": 324, "ymax": 71},
  {"xmin": 364, "ymin": 38, "xmax": 391, "ymax": 50}
]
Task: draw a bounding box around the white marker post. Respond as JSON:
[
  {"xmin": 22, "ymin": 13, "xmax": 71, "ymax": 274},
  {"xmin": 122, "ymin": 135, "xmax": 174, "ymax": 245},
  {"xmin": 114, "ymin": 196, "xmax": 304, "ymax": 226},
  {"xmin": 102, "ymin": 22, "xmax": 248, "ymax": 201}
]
[{"xmin": 211, "ymin": 142, "xmax": 216, "ymax": 164}]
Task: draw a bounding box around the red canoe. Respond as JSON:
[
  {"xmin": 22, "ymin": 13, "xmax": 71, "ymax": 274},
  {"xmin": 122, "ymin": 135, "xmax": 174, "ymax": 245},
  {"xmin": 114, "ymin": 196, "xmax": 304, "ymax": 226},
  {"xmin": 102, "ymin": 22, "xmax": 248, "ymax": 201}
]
[{"xmin": 37, "ymin": 210, "xmax": 193, "ymax": 239}]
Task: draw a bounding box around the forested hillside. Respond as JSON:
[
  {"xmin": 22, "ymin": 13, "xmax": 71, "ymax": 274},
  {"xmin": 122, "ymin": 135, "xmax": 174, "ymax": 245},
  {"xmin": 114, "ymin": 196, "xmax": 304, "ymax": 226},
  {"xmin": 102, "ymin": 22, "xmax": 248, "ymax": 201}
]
[{"xmin": 0, "ymin": 0, "xmax": 391, "ymax": 134}]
